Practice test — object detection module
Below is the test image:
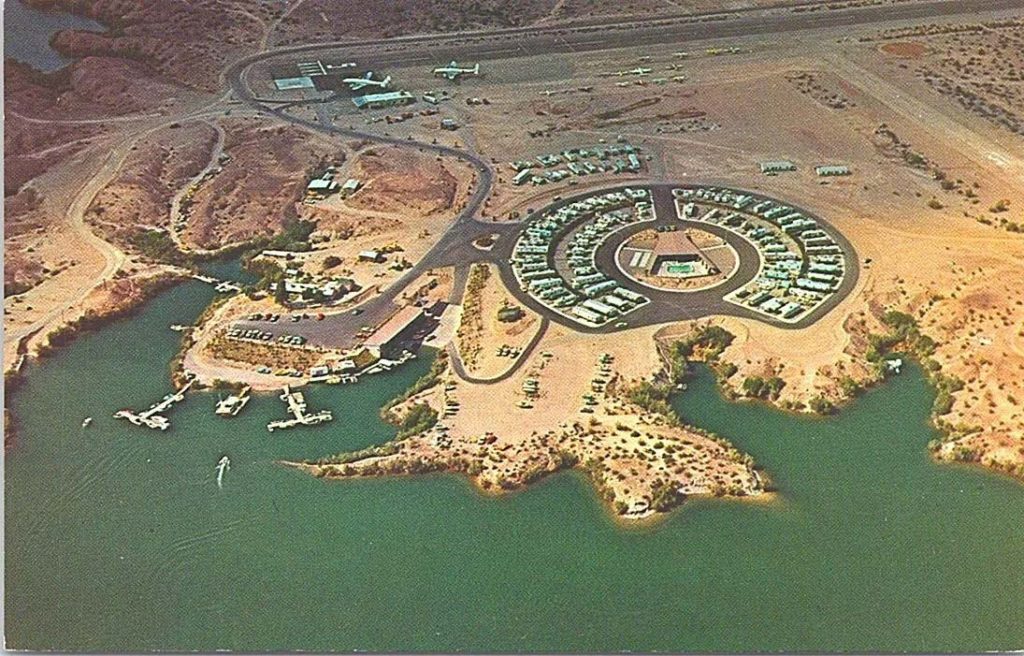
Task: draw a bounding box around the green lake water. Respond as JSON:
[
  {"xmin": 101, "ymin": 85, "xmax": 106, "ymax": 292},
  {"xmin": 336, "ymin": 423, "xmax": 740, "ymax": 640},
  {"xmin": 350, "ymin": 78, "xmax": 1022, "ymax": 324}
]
[
  {"xmin": 197, "ymin": 257, "xmax": 260, "ymax": 286},
  {"xmin": 5, "ymin": 281, "xmax": 1024, "ymax": 652}
]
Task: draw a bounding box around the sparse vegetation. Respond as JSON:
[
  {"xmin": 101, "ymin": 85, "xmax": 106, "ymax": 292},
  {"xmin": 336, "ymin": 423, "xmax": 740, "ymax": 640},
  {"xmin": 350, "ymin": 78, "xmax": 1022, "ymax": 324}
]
[
  {"xmin": 741, "ymin": 376, "xmax": 786, "ymax": 400},
  {"xmin": 650, "ymin": 480, "xmax": 683, "ymax": 512},
  {"xmin": 129, "ymin": 229, "xmax": 194, "ymax": 266},
  {"xmin": 382, "ymin": 349, "xmax": 447, "ymax": 414},
  {"xmin": 808, "ymin": 396, "xmax": 836, "ymax": 415},
  {"xmin": 394, "ymin": 402, "xmax": 439, "ymax": 439}
]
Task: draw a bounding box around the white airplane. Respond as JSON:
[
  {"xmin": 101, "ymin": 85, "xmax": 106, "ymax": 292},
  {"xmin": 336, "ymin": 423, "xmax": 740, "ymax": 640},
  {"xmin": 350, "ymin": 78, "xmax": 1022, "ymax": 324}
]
[
  {"xmin": 343, "ymin": 72, "xmax": 391, "ymax": 91},
  {"xmin": 616, "ymin": 67, "xmax": 652, "ymax": 77},
  {"xmin": 433, "ymin": 61, "xmax": 480, "ymax": 80}
]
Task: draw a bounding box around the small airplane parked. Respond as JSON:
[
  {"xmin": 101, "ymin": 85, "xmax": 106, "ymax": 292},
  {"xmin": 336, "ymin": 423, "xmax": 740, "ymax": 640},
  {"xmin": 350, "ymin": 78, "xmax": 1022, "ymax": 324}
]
[
  {"xmin": 343, "ymin": 71, "xmax": 391, "ymax": 91},
  {"xmin": 616, "ymin": 67, "xmax": 652, "ymax": 77},
  {"xmin": 433, "ymin": 61, "xmax": 480, "ymax": 80}
]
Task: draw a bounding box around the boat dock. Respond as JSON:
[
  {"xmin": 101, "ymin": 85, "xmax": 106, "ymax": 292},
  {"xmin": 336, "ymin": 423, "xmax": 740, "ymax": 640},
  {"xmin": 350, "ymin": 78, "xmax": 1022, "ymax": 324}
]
[
  {"xmin": 267, "ymin": 386, "xmax": 333, "ymax": 432},
  {"xmin": 311, "ymin": 373, "xmax": 358, "ymax": 385},
  {"xmin": 215, "ymin": 386, "xmax": 251, "ymax": 417},
  {"xmin": 114, "ymin": 378, "xmax": 195, "ymax": 431},
  {"xmin": 363, "ymin": 350, "xmax": 417, "ymax": 376},
  {"xmin": 191, "ymin": 274, "xmax": 242, "ymax": 294}
]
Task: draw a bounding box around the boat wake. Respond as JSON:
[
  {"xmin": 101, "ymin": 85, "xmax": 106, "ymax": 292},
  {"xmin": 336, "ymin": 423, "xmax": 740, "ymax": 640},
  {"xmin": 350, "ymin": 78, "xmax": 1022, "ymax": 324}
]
[
  {"xmin": 149, "ymin": 517, "xmax": 246, "ymax": 584},
  {"xmin": 53, "ymin": 438, "xmax": 145, "ymax": 513}
]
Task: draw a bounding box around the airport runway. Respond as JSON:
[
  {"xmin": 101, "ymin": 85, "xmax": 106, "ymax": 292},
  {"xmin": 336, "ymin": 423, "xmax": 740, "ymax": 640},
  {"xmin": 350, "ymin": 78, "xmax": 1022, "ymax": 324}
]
[{"xmin": 237, "ymin": 0, "xmax": 1023, "ymax": 73}]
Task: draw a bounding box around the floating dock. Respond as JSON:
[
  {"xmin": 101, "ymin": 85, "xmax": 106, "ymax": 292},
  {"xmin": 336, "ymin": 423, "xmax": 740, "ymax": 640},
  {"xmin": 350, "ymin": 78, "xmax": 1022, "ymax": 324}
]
[
  {"xmin": 114, "ymin": 379, "xmax": 194, "ymax": 431},
  {"xmin": 362, "ymin": 351, "xmax": 417, "ymax": 376},
  {"xmin": 191, "ymin": 274, "xmax": 242, "ymax": 294},
  {"xmin": 215, "ymin": 386, "xmax": 251, "ymax": 417},
  {"xmin": 267, "ymin": 386, "xmax": 333, "ymax": 432}
]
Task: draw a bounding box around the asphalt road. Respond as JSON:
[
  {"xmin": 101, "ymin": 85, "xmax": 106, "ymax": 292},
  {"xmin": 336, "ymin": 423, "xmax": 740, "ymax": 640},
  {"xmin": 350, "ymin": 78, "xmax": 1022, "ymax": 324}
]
[{"xmin": 233, "ymin": 181, "xmax": 859, "ymax": 346}]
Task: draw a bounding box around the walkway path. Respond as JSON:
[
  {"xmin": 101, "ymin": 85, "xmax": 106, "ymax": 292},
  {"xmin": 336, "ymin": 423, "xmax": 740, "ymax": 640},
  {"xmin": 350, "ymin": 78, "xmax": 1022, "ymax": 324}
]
[{"xmin": 168, "ymin": 121, "xmax": 227, "ymax": 253}]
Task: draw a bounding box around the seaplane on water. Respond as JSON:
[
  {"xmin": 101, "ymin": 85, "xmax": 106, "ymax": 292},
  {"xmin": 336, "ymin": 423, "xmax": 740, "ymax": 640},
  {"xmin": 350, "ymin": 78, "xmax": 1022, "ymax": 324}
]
[
  {"xmin": 342, "ymin": 71, "xmax": 391, "ymax": 91},
  {"xmin": 432, "ymin": 61, "xmax": 480, "ymax": 81}
]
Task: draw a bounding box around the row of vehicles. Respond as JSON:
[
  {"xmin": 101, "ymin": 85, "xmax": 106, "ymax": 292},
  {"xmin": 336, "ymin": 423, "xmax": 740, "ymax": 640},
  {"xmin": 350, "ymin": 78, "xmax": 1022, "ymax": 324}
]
[
  {"xmin": 247, "ymin": 312, "xmax": 326, "ymax": 323},
  {"xmin": 227, "ymin": 327, "xmax": 307, "ymax": 346}
]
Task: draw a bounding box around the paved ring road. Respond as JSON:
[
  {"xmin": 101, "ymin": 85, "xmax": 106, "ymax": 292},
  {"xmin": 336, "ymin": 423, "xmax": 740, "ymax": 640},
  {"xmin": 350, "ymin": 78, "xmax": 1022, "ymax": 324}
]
[{"xmin": 488, "ymin": 184, "xmax": 859, "ymax": 335}]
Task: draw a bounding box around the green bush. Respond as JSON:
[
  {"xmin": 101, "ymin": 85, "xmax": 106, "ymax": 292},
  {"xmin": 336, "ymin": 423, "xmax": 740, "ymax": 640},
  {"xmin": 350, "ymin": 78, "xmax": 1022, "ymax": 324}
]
[
  {"xmin": 396, "ymin": 402, "xmax": 438, "ymax": 439},
  {"xmin": 266, "ymin": 219, "xmax": 316, "ymax": 252},
  {"xmin": 627, "ymin": 381, "xmax": 676, "ymax": 420},
  {"xmin": 129, "ymin": 229, "xmax": 193, "ymax": 266},
  {"xmin": 742, "ymin": 376, "xmax": 786, "ymax": 400},
  {"xmin": 809, "ymin": 396, "xmax": 835, "ymax": 415},
  {"xmin": 671, "ymin": 325, "xmax": 735, "ymax": 360},
  {"xmin": 650, "ymin": 480, "xmax": 683, "ymax": 512},
  {"xmin": 839, "ymin": 376, "xmax": 861, "ymax": 397}
]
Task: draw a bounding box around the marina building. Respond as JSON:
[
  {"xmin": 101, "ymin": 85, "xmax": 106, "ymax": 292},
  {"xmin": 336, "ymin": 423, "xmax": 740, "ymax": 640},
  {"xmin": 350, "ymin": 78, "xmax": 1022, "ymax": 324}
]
[{"xmin": 364, "ymin": 306, "xmax": 424, "ymax": 357}]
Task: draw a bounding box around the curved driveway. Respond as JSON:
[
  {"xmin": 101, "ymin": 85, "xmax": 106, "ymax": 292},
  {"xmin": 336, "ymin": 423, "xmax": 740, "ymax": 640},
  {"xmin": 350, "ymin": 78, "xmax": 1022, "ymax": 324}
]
[{"xmin": 446, "ymin": 317, "xmax": 550, "ymax": 385}]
